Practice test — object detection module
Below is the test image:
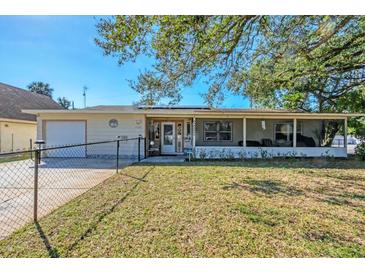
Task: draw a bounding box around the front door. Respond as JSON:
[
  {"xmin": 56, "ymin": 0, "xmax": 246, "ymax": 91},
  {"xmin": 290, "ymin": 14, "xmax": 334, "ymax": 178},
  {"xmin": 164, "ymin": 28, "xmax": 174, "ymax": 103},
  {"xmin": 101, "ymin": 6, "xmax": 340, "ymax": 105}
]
[{"xmin": 161, "ymin": 122, "xmax": 175, "ymax": 154}]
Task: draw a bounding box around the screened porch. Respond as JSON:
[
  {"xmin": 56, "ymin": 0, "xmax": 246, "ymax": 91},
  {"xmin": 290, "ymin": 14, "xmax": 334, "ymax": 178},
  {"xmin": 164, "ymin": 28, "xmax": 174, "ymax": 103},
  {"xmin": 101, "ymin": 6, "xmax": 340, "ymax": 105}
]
[{"xmin": 193, "ymin": 117, "xmax": 348, "ymax": 158}]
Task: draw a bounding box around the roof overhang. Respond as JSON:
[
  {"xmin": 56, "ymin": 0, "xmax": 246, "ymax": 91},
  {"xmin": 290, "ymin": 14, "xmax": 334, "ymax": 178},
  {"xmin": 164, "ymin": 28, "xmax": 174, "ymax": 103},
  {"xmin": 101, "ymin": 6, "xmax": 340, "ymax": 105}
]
[
  {"xmin": 191, "ymin": 112, "xmax": 364, "ymax": 119},
  {"xmin": 22, "ymin": 109, "xmax": 199, "ymax": 115},
  {"xmin": 0, "ymin": 117, "xmax": 37, "ymax": 124},
  {"xmin": 22, "ymin": 109, "xmax": 364, "ymax": 119}
]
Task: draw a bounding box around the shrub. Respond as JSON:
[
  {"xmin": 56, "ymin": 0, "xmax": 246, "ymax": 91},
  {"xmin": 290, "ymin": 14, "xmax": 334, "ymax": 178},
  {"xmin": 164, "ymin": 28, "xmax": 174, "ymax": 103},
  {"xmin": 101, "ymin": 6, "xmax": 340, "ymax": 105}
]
[
  {"xmin": 258, "ymin": 148, "xmax": 272, "ymax": 159},
  {"xmin": 198, "ymin": 149, "xmax": 207, "ymax": 160},
  {"xmin": 320, "ymin": 150, "xmax": 335, "ymax": 159},
  {"xmin": 355, "ymin": 140, "xmax": 365, "ymax": 160},
  {"xmin": 225, "ymin": 149, "xmax": 235, "ymax": 160},
  {"xmin": 208, "ymin": 150, "xmax": 217, "ymax": 159},
  {"xmin": 238, "ymin": 149, "xmax": 247, "ymax": 160},
  {"xmin": 299, "ymin": 152, "xmax": 307, "ymax": 158},
  {"xmin": 218, "ymin": 148, "xmax": 227, "ymax": 159}
]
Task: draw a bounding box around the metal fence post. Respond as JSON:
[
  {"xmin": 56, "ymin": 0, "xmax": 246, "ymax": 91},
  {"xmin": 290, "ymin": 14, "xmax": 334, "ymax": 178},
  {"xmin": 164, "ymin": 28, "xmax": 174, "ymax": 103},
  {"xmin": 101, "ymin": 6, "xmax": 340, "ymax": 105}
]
[
  {"xmin": 144, "ymin": 137, "xmax": 147, "ymax": 159},
  {"xmin": 29, "ymin": 139, "xmax": 33, "ymax": 160},
  {"xmin": 33, "ymin": 140, "xmax": 44, "ymax": 222},
  {"xmin": 116, "ymin": 139, "xmax": 120, "ymax": 173},
  {"xmin": 35, "ymin": 140, "xmax": 44, "ymax": 164},
  {"xmin": 33, "ymin": 148, "xmax": 39, "ymax": 222},
  {"xmin": 138, "ymin": 136, "xmax": 141, "ymax": 162}
]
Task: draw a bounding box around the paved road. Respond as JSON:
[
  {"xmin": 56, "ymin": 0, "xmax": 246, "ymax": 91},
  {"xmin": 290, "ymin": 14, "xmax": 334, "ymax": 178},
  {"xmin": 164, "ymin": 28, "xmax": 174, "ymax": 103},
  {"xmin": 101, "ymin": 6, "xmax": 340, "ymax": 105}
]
[{"xmin": 0, "ymin": 157, "xmax": 133, "ymax": 239}]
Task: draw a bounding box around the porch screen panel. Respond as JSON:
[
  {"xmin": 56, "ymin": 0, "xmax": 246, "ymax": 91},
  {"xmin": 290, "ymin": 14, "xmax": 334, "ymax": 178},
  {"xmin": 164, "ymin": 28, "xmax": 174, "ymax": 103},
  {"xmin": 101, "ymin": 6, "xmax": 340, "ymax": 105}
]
[
  {"xmin": 275, "ymin": 123, "xmax": 290, "ymax": 142},
  {"xmin": 274, "ymin": 122, "xmax": 302, "ymax": 142},
  {"xmin": 246, "ymin": 119, "xmax": 299, "ymax": 147},
  {"xmin": 297, "ymin": 119, "xmax": 345, "ymax": 147}
]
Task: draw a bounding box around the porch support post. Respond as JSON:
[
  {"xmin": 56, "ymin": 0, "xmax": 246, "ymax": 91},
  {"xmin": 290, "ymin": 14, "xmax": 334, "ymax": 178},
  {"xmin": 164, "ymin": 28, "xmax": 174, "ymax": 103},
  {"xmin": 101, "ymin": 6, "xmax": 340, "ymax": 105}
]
[
  {"xmin": 344, "ymin": 118, "xmax": 348, "ymax": 150},
  {"xmin": 192, "ymin": 116, "xmax": 196, "ymax": 150},
  {"xmin": 293, "ymin": 118, "xmax": 297, "ymax": 147},
  {"xmin": 243, "ymin": 117, "xmax": 246, "ymax": 147}
]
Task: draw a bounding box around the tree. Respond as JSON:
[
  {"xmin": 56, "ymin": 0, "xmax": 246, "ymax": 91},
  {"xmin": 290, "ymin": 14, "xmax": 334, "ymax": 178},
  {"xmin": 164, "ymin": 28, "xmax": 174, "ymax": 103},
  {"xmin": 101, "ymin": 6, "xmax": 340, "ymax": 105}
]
[
  {"xmin": 96, "ymin": 16, "xmax": 364, "ymax": 107},
  {"xmin": 239, "ymin": 17, "xmax": 365, "ymax": 113},
  {"xmin": 57, "ymin": 97, "xmax": 72, "ymax": 109},
  {"xmin": 95, "ymin": 16, "xmax": 365, "ymax": 139},
  {"xmin": 27, "ymin": 81, "xmax": 54, "ymax": 98}
]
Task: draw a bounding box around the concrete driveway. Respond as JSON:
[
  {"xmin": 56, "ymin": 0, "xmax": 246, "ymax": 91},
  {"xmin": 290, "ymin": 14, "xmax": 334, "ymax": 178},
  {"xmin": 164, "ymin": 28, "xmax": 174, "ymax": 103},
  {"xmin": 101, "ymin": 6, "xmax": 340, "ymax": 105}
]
[{"xmin": 0, "ymin": 157, "xmax": 133, "ymax": 239}]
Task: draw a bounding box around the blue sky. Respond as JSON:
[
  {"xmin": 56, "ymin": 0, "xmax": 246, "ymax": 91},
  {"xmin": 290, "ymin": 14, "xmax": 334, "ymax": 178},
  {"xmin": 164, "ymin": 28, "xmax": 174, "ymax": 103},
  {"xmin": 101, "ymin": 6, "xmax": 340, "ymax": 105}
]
[{"xmin": 0, "ymin": 16, "xmax": 249, "ymax": 108}]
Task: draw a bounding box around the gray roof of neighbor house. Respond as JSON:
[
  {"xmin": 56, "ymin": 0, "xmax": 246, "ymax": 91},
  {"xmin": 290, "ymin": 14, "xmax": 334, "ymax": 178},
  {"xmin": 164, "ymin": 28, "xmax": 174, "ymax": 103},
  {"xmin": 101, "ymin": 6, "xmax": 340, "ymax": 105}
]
[{"xmin": 0, "ymin": 82, "xmax": 62, "ymax": 122}]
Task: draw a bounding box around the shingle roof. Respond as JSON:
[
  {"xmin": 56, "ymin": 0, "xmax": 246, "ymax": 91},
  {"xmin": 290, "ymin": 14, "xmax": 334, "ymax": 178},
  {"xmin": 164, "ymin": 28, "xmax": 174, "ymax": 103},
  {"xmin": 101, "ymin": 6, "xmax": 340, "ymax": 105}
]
[
  {"xmin": 196, "ymin": 108, "xmax": 304, "ymax": 113},
  {"xmin": 83, "ymin": 105, "xmax": 302, "ymax": 113},
  {"xmin": 138, "ymin": 105, "xmax": 210, "ymax": 110},
  {"xmin": 83, "ymin": 105, "xmax": 137, "ymax": 111},
  {"xmin": 0, "ymin": 82, "xmax": 62, "ymax": 121}
]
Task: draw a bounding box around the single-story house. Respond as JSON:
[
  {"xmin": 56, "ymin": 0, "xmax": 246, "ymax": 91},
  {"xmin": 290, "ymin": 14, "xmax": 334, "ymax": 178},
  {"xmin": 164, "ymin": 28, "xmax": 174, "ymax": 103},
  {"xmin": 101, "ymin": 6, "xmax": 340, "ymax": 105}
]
[
  {"xmin": 0, "ymin": 82, "xmax": 62, "ymax": 153},
  {"xmin": 23, "ymin": 105, "xmax": 363, "ymax": 159}
]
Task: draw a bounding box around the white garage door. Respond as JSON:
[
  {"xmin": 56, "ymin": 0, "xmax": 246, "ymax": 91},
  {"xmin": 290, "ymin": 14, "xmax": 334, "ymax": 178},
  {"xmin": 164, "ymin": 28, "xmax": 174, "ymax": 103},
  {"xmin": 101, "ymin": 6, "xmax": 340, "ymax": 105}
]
[{"xmin": 46, "ymin": 121, "xmax": 86, "ymax": 157}]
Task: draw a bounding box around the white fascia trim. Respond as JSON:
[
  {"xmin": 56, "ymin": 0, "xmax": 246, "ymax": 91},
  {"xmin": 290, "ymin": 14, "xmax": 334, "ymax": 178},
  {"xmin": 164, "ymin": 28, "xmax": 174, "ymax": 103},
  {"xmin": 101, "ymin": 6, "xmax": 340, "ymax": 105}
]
[
  {"xmin": 0, "ymin": 118, "xmax": 37, "ymax": 124},
  {"xmin": 21, "ymin": 109, "xmax": 364, "ymax": 119}
]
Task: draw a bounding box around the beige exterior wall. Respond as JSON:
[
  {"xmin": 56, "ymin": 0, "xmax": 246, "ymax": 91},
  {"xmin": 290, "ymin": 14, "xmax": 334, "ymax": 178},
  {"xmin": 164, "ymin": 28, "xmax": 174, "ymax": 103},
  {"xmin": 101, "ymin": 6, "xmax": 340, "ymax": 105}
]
[
  {"xmin": 0, "ymin": 120, "xmax": 36, "ymax": 153},
  {"xmin": 38, "ymin": 113, "xmax": 146, "ymax": 157}
]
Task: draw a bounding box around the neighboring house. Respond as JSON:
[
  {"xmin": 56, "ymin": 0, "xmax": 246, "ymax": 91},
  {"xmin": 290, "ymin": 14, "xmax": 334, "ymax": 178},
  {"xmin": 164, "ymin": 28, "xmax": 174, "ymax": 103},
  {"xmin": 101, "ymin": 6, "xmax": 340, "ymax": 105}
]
[
  {"xmin": 0, "ymin": 82, "xmax": 62, "ymax": 153},
  {"xmin": 23, "ymin": 105, "xmax": 363, "ymax": 158}
]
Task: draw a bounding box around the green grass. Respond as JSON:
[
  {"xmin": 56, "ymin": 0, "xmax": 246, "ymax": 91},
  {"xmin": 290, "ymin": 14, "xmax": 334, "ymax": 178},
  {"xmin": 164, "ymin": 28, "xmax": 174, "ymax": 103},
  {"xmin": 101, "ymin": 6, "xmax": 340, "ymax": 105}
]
[
  {"xmin": 1, "ymin": 159, "xmax": 365, "ymax": 257},
  {"xmin": 0, "ymin": 153, "xmax": 31, "ymax": 164}
]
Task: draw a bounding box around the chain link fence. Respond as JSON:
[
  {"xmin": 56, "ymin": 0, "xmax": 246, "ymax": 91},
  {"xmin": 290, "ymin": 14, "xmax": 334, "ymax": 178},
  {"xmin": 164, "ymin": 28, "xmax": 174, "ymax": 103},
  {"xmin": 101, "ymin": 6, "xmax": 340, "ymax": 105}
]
[{"xmin": 0, "ymin": 136, "xmax": 146, "ymax": 239}]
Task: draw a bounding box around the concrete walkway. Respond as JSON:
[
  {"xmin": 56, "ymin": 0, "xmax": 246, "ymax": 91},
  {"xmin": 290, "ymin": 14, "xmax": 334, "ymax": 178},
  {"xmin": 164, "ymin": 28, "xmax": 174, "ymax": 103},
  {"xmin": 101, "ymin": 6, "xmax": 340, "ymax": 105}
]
[{"xmin": 0, "ymin": 158, "xmax": 133, "ymax": 239}]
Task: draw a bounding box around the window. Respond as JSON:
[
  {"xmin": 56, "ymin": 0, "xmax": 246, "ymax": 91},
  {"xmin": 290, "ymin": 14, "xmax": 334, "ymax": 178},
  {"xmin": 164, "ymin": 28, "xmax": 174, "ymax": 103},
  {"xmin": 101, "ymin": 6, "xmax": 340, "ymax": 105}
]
[
  {"xmin": 108, "ymin": 119, "xmax": 118, "ymax": 128},
  {"xmin": 153, "ymin": 122, "xmax": 160, "ymax": 140},
  {"xmin": 163, "ymin": 124, "xmax": 173, "ymax": 145},
  {"xmin": 204, "ymin": 121, "xmax": 232, "ymax": 141},
  {"xmin": 274, "ymin": 122, "xmax": 302, "ymax": 142},
  {"xmin": 186, "ymin": 122, "xmax": 191, "ymax": 136},
  {"xmin": 204, "ymin": 122, "xmax": 218, "ymax": 141}
]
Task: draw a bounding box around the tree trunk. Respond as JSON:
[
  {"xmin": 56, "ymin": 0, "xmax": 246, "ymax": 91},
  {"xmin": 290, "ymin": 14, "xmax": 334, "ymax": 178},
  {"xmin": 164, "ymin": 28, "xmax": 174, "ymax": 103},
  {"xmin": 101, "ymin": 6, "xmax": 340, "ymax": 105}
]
[{"xmin": 321, "ymin": 121, "xmax": 340, "ymax": 147}]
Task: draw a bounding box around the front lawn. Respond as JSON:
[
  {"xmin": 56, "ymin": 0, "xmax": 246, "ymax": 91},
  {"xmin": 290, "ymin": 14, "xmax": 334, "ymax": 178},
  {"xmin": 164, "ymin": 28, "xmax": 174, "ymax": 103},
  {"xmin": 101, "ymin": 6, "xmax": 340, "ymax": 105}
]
[
  {"xmin": 0, "ymin": 152, "xmax": 31, "ymax": 164},
  {"xmin": 1, "ymin": 159, "xmax": 365, "ymax": 257}
]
